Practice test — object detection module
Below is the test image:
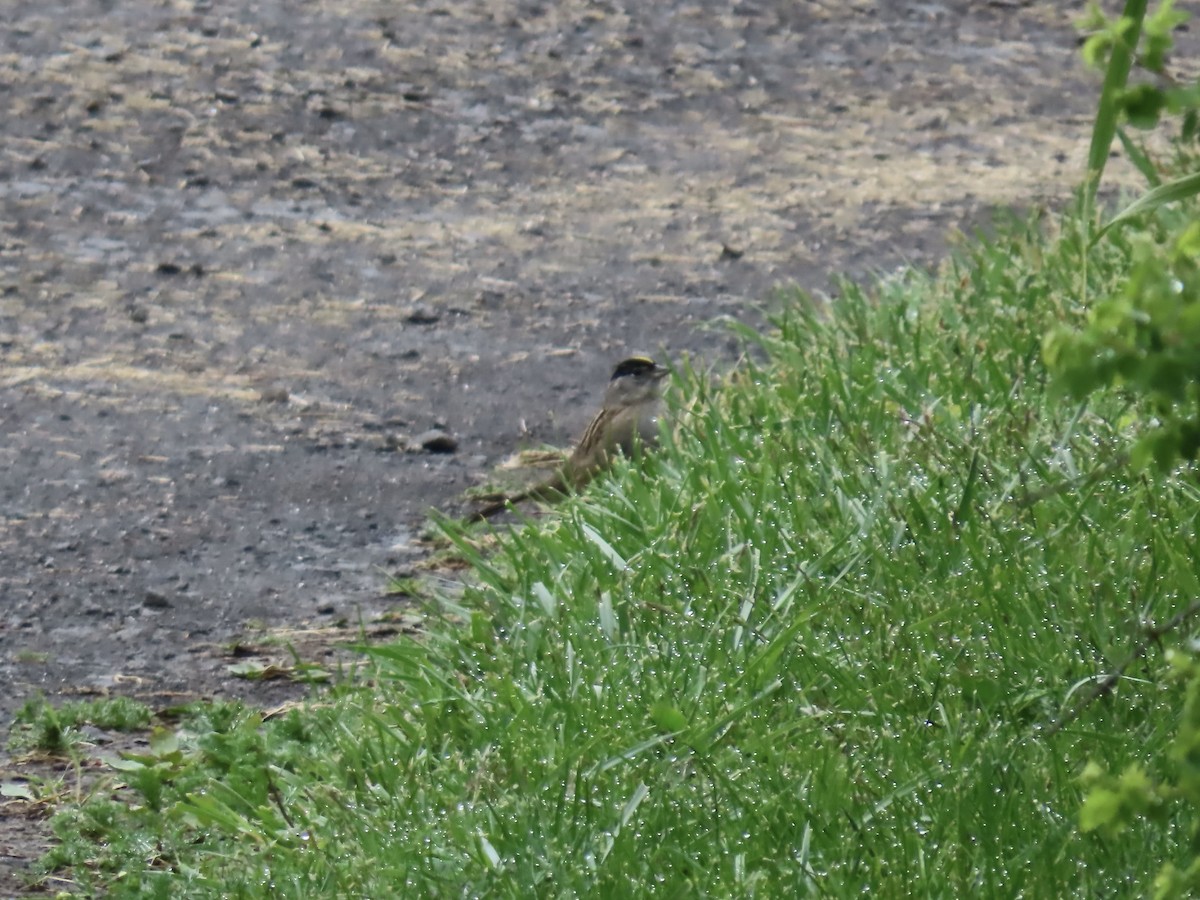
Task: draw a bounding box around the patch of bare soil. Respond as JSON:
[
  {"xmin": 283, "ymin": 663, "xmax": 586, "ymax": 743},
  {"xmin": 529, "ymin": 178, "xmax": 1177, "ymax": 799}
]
[{"xmin": 0, "ymin": 0, "xmax": 1119, "ymax": 891}]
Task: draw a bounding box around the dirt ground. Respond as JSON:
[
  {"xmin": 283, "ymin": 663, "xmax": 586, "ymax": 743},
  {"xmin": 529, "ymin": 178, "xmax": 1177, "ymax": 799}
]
[{"xmin": 0, "ymin": 0, "xmax": 1123, "ymax": 889}]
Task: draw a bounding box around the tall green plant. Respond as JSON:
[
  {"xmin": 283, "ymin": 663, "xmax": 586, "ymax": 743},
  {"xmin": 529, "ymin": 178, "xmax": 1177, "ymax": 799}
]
[
  {"xmin": 1078, "ymin": 0, "xmax": 1150, "ymax": 226},
  {"xmin": 1080, "ymin": 647, "xmax": 1200, "ymax": 900},
  {"xmin": 1049, "ymin": 4, "xmax": 1200, "ymax": 896},
  {"xmin": 1078, "ymin": 0, "xmax": 1199, "ymax": 240},
  {"xmin": 1045, "ymin": 0, "xmax": 1200, "ymax": 469}
]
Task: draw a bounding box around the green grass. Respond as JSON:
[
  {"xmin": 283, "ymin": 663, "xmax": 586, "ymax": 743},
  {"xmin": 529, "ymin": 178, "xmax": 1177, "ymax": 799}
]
[
  {"xmin": 30, "ymin": 210, "xmax": 1200, "ymax": 896},
  {"xmin": 11, "ymin": 696, "xmax": 155, "ymax": 754}
]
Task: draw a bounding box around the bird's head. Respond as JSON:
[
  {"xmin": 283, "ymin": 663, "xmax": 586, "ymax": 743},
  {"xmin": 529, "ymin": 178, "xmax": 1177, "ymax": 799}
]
[{"xmin": 604, "ymin": 356, "xmax": 669, "ymax": 407}]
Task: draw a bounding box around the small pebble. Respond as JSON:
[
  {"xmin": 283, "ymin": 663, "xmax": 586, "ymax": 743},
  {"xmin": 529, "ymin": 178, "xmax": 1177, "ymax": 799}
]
[
  {"xmin": 414, "ymin": 428, "xmax": 457, "ymax": 453},
  {"xmin": 144, "ymin": 590, "xmax": 172, "ymax": 609},
  {"xmin": 404, "ymin": 306, "xmax": 440, "ymax": 325}
]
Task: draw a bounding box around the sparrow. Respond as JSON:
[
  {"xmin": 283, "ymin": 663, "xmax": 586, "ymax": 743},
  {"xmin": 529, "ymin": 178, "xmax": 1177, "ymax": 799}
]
[{"xmin": 470, "ymin": 355, "xmax": 669, "ymax": 521}]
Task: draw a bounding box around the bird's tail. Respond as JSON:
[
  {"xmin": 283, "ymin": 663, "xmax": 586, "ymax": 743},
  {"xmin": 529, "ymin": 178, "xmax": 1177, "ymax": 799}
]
[{"xmin": 465, "ymin": 472, "xmax": 569, "ymax": 523}]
